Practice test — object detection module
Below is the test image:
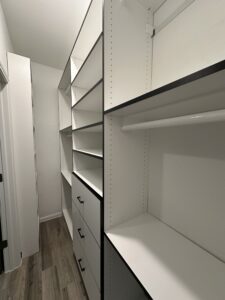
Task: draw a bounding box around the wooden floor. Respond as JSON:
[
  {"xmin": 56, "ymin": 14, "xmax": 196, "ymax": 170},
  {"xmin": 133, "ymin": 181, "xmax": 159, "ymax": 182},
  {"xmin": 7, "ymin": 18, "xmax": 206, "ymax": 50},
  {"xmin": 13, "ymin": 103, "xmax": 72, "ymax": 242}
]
[{"xmin": 0, "ymin": 217, "xmax": 88, "ymax": 300}]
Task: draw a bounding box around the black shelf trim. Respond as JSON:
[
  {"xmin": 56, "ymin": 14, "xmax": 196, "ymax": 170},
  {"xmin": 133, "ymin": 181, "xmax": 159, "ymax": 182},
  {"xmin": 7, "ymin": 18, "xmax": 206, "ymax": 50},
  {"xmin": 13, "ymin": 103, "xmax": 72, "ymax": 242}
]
[
  {"xmin": 72, "ymin": 121, "xmax": 103, "ymax": 132},
  {"xmin": 72, "ymin": 79, "xmax": 103, "ymax": 109},
  {"xmin": 73, "ymin": 149, "xmax": 103, "ymax": 160},
  {"xmin": 104, "ymin": 233, "xmax": 152, "ymax": 300},
  {"xmin": 72, "ymin": 172, "xmax": 103, "ymax": 201},
  {"xmin": 59, "ymin": 125, "xmax": 72, "ymax": 133},
  {"xmin": 104, "ymin": 59, "xmax": 225, "ymax": 115},
  {"xmin": 58, "ymin": 0, "xmax": 94, "ymax": 88},
  {"xmin": 71, "ymin": 33, "xmax": 103, "ymax": 87}
]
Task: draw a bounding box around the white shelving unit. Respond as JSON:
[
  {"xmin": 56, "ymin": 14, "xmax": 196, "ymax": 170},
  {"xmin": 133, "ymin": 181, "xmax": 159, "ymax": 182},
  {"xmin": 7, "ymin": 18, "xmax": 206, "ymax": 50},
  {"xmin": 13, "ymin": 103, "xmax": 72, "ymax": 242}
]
[
  {"xmin": 58, "ymin": 0, "xmax": 225, "ymax": 299},
  {"xmin": 58, "ymin": 60, "xmax": 73, "ymax": 239},
  {"xmin": 104, "ymin": 0, "xmax": 225, "ymax": 299},
  {"xmin": 59, "ymin": 1, "xmax": 104, "ymax": 299}
]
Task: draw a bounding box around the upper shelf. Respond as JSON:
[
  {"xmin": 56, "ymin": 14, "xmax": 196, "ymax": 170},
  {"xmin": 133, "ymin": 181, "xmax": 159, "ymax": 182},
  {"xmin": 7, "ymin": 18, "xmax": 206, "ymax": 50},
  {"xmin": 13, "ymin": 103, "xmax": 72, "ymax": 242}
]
[
  {"xmin": 106, "ymin": 213, "xmax": 225, "ymax": 300},
  {"xmin": 58, "ymin": 59, "xmax": 71, "ymax": 90},
  {"xmin": 72, "ymin": 34, "xmax": 103, "ymax": 90},
  {"xmin": 105, "ymin": 60, "xmax": 225, "ymax": 117},
  {"xmin": 70, "ymin": 0, "xmax": 103, "ymax": 82},
  {"xmin": 72, "ymin": 80, "xmax": 103, "ymax": 111}
]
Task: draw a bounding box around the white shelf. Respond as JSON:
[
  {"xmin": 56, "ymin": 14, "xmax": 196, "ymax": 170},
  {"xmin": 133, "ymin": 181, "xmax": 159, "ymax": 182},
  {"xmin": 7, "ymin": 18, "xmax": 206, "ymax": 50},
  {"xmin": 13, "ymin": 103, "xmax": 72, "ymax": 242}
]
[
  {"xmin": 75, "ymin": 168, "xmax": 102, "ymax": 197},
  {"xmin": 72, "ymin": 35, "xmax": 103, "ymax": 90},
  {"xmin": 63, "ymin": 208, "xmax": 73, "ymax": 239},
  {"xmin": 79, "ymin": 124, "xmax": 103, "ymax": 133},
  {"xmin": 61, "ymin": 170, "xmax": 72, "ymax": 186},
  {"xmin": 107, "ymin": 64, "xmax": 225, "ymax": 116},
  {"xmin": 122, "ymin": 109, "xmax": 225, "ymax": 131},
  {"xmin": 73, "ymin": 80, "xmax": 103, "ymax": 112},
  {"xmin": 75, "ymin": 148, "xmax": 103, "ymax": 158},
  {"xmin": 70, "ymin": 0, "xmax": 103, "ymax": 83},
  {"xmin": 106, "ymin": 213, "xmax": 225, "ymax": 300}
]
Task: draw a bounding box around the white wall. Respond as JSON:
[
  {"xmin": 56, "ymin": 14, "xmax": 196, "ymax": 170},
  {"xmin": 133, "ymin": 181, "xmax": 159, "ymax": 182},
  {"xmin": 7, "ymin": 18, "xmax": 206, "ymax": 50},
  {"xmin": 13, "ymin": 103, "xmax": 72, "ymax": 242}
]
[
  {"xmin": 31, "ymin": 62, "xmax": 62, "ymax": 221},
  {"xmin": 0, "ymin": 2, "xmax": 13, "ymax": 74}
]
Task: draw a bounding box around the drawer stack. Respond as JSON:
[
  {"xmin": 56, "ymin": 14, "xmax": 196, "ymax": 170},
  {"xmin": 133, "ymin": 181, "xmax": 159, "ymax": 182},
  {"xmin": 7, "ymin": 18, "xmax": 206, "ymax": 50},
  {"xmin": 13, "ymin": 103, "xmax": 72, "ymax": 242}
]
[{"xmin": 72, "ymin": 174, "xmax": 101, "ymax": 300}]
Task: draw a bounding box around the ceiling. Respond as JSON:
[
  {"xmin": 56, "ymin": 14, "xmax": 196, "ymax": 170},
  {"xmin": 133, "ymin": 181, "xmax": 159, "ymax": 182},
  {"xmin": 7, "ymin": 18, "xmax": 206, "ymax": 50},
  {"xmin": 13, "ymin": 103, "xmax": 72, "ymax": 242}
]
[{"xmin": 1, "ymin": 0, "xmax": 91, "ymax": 70}]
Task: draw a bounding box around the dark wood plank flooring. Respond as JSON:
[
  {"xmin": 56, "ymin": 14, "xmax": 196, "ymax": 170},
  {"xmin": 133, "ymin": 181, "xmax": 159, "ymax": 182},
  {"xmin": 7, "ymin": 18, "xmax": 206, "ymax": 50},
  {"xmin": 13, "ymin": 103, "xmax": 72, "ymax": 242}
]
[{"xmin": 0, "ymin": 217, "xmax": 88, "ymax": 300}]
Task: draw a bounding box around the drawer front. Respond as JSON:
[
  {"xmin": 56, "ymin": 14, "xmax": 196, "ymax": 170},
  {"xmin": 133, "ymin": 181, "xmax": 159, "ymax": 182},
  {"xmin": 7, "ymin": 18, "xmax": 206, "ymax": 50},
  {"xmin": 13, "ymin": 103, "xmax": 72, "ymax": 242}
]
[
  {"xmin": 72, "ymin": 175, "xmax": 83, "ymax": 212},
  {"xmin": 80, "ymin": 255, "xmax": 100, "ymax": 300},
  {"xmin": 72, "ymin": 202, "xmax": 81, "ymax": 258},
  {"xmin": 72, "ymin": 174, "xmax": 100, "ymax": 244},
  {"xmin": 75, "ymin": 214, "xmax": 100, "ymax": 289},
  {"xmin": 73, "ymin": 232, "xmax": 100, "ymax": 299}
]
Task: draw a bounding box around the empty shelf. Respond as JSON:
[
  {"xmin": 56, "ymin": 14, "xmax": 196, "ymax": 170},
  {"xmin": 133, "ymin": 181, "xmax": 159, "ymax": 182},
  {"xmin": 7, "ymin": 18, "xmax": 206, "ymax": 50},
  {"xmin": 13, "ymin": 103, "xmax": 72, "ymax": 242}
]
[
  {"xmin": 72, "ymin": 34, "xmax": 103, "ymax": 90},
  {"xmin": 61, "ymin": 170, "xmax": 72, "ymax": 186},
  {"xmin": 106, "ymin": 213, "xmax": 225, "ymax": 300},
  {"xmin": 75, "ymin": 168, "xmax": 102, "ymax": 197},
  {"xmin": 63, "ymin": 208, "xmax": 73, "ymax": 239},
  {"xmin": 74, "ymin": 148, "xmax": 103, "ymax": 158},
  {"xmin": 105, "ymin": 60, "xmax": 225, "ymax": 116},
  {"xmin": 73, "ymin": 122, "xmax": 103, "ymax": 132},
  {"xmin": 72, "ymin": 80, "xmax": 103, "ymax": 111}
]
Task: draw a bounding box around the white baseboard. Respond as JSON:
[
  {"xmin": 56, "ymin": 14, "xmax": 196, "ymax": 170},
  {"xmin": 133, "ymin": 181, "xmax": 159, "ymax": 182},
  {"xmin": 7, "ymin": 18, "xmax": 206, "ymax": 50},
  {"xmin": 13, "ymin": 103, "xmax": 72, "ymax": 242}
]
[{"xmin": 40, "ymin": 211, "xmax": 62, "ymax": 223}]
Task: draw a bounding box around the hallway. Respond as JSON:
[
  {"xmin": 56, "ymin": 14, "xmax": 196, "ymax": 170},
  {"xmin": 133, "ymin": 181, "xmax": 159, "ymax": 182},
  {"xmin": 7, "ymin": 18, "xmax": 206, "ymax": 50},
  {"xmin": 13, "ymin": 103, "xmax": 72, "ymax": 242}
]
[{"xmin": 0, "ymin": 217, "xmax": 87, "ymax": 299}]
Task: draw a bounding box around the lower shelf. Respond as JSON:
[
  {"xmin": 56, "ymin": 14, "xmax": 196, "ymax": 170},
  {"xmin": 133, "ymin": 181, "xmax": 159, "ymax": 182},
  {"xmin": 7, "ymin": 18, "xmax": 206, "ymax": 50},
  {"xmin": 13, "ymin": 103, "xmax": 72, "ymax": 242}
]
[
  {"xmin": 75, "ymin": 168, "xmax": 102, "ymax": 197},
  {"xmin": 106, "ymin": 213, "xmax": 225, "ymax": 300},
  {"xmin": 63, "ymin": 208, "xmax": 73, "ymax": 239}
]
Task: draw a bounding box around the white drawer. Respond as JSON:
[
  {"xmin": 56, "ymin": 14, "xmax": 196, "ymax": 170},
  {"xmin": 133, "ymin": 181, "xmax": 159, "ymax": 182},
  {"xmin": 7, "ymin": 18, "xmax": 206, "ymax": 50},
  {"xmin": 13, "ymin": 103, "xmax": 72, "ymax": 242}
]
[
  {"xmin": 72, "ymin": 202, "xmax": 81, "ymax": 258},
  {"xmin": 74, "ymin": 211, "xmax": 101, "ymax": 289},
  {"xmin": 81, "ymin": 255, "xmax": 100, "ymax": 300},
  {"xmin": 74, "ymin": 241, "xmax": 100, "ymax": 300},
  {"xmin": 72, "ymin": 174, "xmax": 101, "ymax": 244}
]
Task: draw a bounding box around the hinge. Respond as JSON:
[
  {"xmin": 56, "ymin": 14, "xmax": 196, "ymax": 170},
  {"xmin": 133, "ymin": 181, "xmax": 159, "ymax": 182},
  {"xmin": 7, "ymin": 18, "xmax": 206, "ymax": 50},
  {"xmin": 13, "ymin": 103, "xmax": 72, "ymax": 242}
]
[
  {"xmin": 20, "ymin": 252, "xmax": 22, "ymax": 258},
  {"xmin": 0, "ymin": 240, "xmax": 7, "ymax": 250},
  {"xmin": 151, "ymin": 28, "xmax": 156, "ymax": 38},
  {"xmin": 146, "ymin": 24, "xmax": 155, "ymax": 38},
  {"xmin": 0, "ymin": 174, "xmax": 2, "ymax": 182}
]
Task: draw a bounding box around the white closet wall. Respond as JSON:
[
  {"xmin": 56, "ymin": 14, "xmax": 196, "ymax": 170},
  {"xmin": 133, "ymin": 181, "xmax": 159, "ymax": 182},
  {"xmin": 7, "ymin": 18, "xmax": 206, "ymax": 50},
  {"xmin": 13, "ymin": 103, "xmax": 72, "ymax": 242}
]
[{"xmin": 7, "ymin": 53, "xmax": 39, "ymax": 258}]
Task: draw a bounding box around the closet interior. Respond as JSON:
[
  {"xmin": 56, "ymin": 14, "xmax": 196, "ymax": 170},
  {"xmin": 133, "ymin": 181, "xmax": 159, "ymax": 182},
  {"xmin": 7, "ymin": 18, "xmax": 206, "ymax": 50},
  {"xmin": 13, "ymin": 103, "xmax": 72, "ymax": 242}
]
[{"xmin": 1, "ymin": 0, "xmax": 224, "ymax": 299}]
